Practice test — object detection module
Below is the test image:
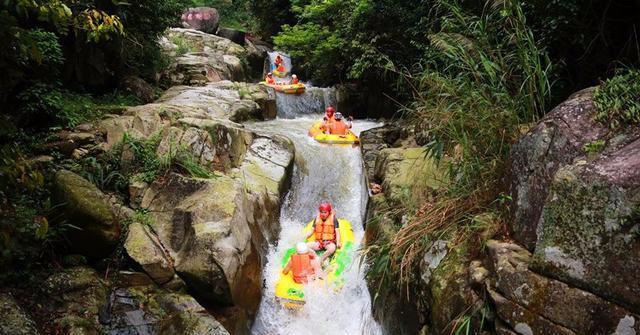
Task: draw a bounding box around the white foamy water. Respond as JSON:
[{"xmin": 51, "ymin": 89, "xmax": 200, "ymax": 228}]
[{"xmin": 247, "ymin": 116, "xmax": 383, "ymax": 335}]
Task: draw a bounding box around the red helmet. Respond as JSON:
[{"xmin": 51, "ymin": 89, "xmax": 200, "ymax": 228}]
[
  {"xmin": 318, "ymin": 202, "xmax": 332, "ymax": 212},
  {"xmin": 325, "ymin": 106, "xmax": 335, "ymax": 116}
]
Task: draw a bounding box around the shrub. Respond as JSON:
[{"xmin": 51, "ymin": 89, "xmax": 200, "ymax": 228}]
[{"xmin": 593, "ymin": 69, "xmax": 640, "ymax": 129}]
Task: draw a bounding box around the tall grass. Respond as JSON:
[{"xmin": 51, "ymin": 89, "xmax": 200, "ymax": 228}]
[{"xmin": 371, "ymin": 0, "xmax": 551, "ymax": 288}]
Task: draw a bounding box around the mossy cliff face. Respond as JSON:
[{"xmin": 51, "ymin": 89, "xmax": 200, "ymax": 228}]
[{"xmin": 531, "ymin": 138, "xmax": 640, "ymax": 310}]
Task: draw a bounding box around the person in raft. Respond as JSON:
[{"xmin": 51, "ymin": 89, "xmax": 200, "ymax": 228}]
[
  {"xmin": 274, "ymin": 54, "xmax": 285, "ymax": 73},
  {"xmin": 305, "ymin": 202, "xmax": 341, "ymax": 264},
  {"xmin": 330, "ymin": 112, "xmax": 353, "ymax": 135},
  {"xmin": 320, "ymin": 106, "xmax": 336, "ymax": 133},
  {"xmin": 265, "ymin": 72, "xmax": 276, "ymax": 85},
  {"xmin": 282, "ymin": 242, "xmax": 323, "ymax": 284},
  {"xmin": 289, "ymin": 74, "xmax": 299, "ymax": 85}
]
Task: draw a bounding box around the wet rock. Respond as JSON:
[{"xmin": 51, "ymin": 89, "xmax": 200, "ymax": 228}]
[
  {"xmin": 217, "ymin": 27, "xmax": 245, "ymax": 45},
  {"xmin": 120, "ymin": 75, "xmax": 156, "ymax": 104},
  {"xmin": 178, "ymin": 117, "xmax": 253, "ymax": 171},
  {"xmin": 136, "ymin": 128, "xmax": 294, "ymax": 332},
  {"xmin": 240, "ymin": 136, "xmax": 295, "ymax": 197},
  {"xmin": 0, "ymin": 293, "xmax": 40, "ymax": 335},
  {"xmin": 487, "ymin": 240, "xmax": 640, "ymax": 334},
  {"xmin": 426, "ymin": 243, "xmax": 476, "ymax": 334},
  {"xmin": 43, "ymin": 267, "xmax": 108, "ymax": 334},
  {"xmin": 155, "ymin": 82, "xmax": 273, "ymax": 121},
  {"xmin": 181, "ymin": 7, "xmax": 219, "ymax": 34},
  {"xmin": 116, "ymin": 271, "xmax": 155, "ymax": 287},
  {"xmin": 125, "ymin": 222, "xmax": 175, "ymax": 284},
  {"xmin": 53, "ymin": 170, "xmax": 121, "ymax": 258},
  {"xmin": 245, "ymin": 38, "xmax": 270, "ymax": 80}
]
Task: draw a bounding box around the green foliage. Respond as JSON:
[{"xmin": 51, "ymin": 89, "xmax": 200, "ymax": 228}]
[
  {"xmin": 0, "ymin": 145, "xmax": 69, "ymax": 283},
  {"xmin": 116, "ymin": 132, "xmax": 215, "ymax": 184},
  {"xmin": 271, "ymin": 0, "xmax": 428, "ymax": 86},
  {"xmin": 368, "ymin": 0, "xmax": 551, "ymax": 292},
  {"xmin": 16, "ymin": 85, "xmax": 140, "ymax": 128},
  {"xmin": 593, "ymin": 70, "xmax": 640, "ymax": 129},
  {"xmin": 249, "ymin": 0, "xmax": 295, "ymax": 39},
  {"xmin": 583, "ymin": 140, "xmax": 606, "ymax": 155},
  {"xmin": 408, "ymin": 0, "xmax": 550, "ymax": 194},
  {"xmin": 170, "ymin": 35, "xmax": 197, "ymax": 56}
]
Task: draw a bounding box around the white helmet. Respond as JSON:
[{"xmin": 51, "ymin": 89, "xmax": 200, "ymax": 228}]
[
  {"xmin": 296, "ymin": 242, "xmax": 308, "ymax": 254},
  {"xmin": 292, "ymin": 74, "xmax": 297, "ymax": 78}
]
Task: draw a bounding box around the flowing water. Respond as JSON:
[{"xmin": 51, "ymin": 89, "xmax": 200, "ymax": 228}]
[{"xmin": 248, "ymin": 92, "xmax": 384, "ymax": 334}]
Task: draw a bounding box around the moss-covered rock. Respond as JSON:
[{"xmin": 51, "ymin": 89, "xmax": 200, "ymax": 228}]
[
  {"xmin": 507, "ymin": 87, "xmax": 640, "ymax": 250},
  {"xmin": 43, "ymin": 267, "xmax": 107, "ymax": 335},
  {"xmin": 486, "ymin": 240, "xmax": 640, "ymax": 334},
  {"xmin": 160, "ymin": 28, "xmax": 246, "ymax": 85},
  {"xmin": 53, "ymin": 170, "xmax": 120, "ymax": 258},
  {"xmin": 373, "ymin": 147, "xmax": 448, "ymax": 205},
  {"xmin": 157, "ymin": 311, "xmax": 229, "ymax": 335},
  {"xmin": 0, "ymin": 293, "xmax": 39, "ymax": 335},
  {"xmin": 531, "ymin": 141, "xmax": 640, "ymax": 310},
  {"xmin": 125, "ymin": 222, "xmax": 175, "ymax": 284}
]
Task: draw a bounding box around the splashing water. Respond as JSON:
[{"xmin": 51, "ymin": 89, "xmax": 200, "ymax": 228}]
[
  {"xmin": 276, "ymin": 87, "xmax": 337, "ymax": 119},
  {"xmin": 247, "ymin": 116, "xmax": 384, "ymax": 335}
]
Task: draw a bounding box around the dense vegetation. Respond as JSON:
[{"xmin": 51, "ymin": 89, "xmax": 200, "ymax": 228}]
[{"xmin": 0, "ymin": 0, "xmax": 191, "ymax": 283}]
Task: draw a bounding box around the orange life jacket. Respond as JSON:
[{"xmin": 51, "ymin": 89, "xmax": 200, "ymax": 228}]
[
  {"xmin": 291, "ymin": 78, "xmax": 299, "ymax": 84},
  {"xmin": 330, "ymin": 121, "xmax": 349, "ymax": 135},
  {"xmin": 314, "ymin": 213, "xmax": 336, "ymax": 241},
  {"xmin": 266, "ymin": 76, "xmax": 275, "ymax": 84},
  {"xmin": 277, "ymin": 64, "xmax": 286, "ymax": 72},
  {"xmin": 291, "ymin": 253, "xmax": 314, "ymax": 284}
]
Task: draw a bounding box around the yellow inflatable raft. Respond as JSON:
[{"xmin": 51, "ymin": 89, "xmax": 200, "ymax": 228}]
[
  {"xmin": 274, "ymin": 219, "xmax": 355, "ymax": 309},
  {"xmin": 273, "ymin": 68, "xmax": 288, "ymax": 78},
  {"xmin": 308, "ymin": 121, "xmax": 360, "ymax": 144},
  {"xmin": 261, "ymin": 82, "xmax": 306, "ymax": 94}
]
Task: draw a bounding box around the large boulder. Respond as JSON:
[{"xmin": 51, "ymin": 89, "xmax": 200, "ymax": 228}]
[
  {"xmin": 120, "ymin": 75, "xmax": 156, "ymax": 104},
  {"xmin": 125, "ymin": 222, "xmax": 175, "ymax": 284},
  {"xmin": 507, "ymin": 86, "xmax": 640, "ymax": 311},
  {"xmin": 531, "ymin": 138, "xmax": 640, "ymax": 310},
  {"xmin": 160, "ymin": 28, "xmax": 246, "ymax": 85},
  {"xmin": 181, "ymin": 7, "xmax": 219, "ymax": 34},
  {"xmin": 134, "ymin": 129, "xmax": 294, "ymax": 332},
  {"xmin": 53, "ymin": 170, "xmax": 122, "ymax": 258},
  {"xmin": 486, "ymin": 240, "xmax": 640, "ymax": 334},
  {"xmin": 508, "ymin": 88, "xmax": 609, "ymax": 249},
  {"xmin": 0, "ymin": 293, "xmax": 39, "ymax": 335}
]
